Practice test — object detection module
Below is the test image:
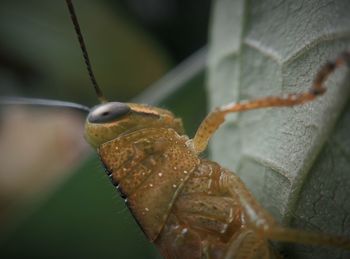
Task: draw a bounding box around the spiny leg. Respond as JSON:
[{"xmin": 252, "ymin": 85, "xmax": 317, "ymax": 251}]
[{"xmin": 192, "ymin": 51, "xmax": 350, "ymax": 154}]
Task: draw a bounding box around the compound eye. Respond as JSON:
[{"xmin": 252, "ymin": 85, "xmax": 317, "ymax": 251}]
[{"xmin": 88, "ymin": 102, "xmax": 131, "ymax": 123}]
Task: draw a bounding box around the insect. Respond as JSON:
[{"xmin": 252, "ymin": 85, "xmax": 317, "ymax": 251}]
[{"xmin": 3, "ymin": 1, "xmax": 350, "ymax": 258}]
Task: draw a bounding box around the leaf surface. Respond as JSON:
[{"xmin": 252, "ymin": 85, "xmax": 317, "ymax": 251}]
[{"xmin": 208, "ymin": 0, "xmax": 350, "ymax": 258}]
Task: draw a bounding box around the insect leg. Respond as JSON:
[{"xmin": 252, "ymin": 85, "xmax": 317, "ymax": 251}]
[
  {"xmin": 220, "ymin": 171, "xmax": 278, "ymax": 228},
  {"xmin": 192, "ymin": 51, "xmax": 350, "ymax": 154},
  {"xmin": 262, "ymin": 226, "xmax": 350, "ymax": 250},
  {"xmin": 223, "ymin": 229, "xmax": 272, "ymax": 259},
  {"xmin": 220, "ymin": 171, "xmax": 283, "ymax": 258},
  {"xmin": 222, "ymin": 171, "xmax": 350, "ymax": 250}
]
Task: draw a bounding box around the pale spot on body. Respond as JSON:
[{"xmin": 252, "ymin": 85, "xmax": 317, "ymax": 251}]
[
  {"xmin": 173, "ymin": 184, "xmax": 177, "ymax": 188},
  {"xmin": 145, "ymin": 207, "xmax": 149, "ymax": 212},
  {"xmin": 228, "ymin": 208, "xmax": 233, "ymax": 222},
  {"xmin": 150, "ymin": 158, "xmax": 156, "ymax": 166},
  {"xmin": 183, "ymin": 170, "xmax": 188, "ymax": 174},
  {"xmin": 149, "ymin": 183, "xmax": 153, "ymax": 187},
  {"xmin": 220, "ymin": 224, "xmax": 228, "ymax": 234},
  {"xmin": 158, "ymin": 173, "xmax": 163, "ymax": 177}
]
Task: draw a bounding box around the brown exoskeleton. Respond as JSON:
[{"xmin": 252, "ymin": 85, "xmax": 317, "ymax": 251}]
[{"xmin": 68, "ymin": 1, "xmax": 350, "ymax": 258}]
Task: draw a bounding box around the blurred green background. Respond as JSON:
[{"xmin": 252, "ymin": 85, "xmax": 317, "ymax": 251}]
[{"xmin": 0, "ymin": 0, "xmax": 210, "ymax": 258}]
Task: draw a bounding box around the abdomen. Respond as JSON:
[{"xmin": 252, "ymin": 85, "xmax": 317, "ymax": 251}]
[{"xmin": 154, "ymin": 159, "xmax": 277, "ymax": 259}]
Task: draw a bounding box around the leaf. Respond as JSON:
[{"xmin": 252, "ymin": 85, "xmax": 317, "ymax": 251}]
[{"xmin": 208, "ymin": 0, "xmax": 350, "ymax": 258}]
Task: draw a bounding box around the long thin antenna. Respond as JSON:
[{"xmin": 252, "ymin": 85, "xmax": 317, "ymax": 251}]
[
  {"xmin": 65, "ymin": 0, "xmax": 107, "ymax": 103},
  {"xmin": 0, "ymin": 97, "xmax": 90, "ymax": 113}
]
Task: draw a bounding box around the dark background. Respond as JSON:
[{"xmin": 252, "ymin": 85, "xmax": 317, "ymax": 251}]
[
  {"xmin": 0, "ymin": 1, "xmax": 210, "ymax": 258},
  {"xmin": 0, "ymin": 0, "xmax": 210, "ymax": 104}
]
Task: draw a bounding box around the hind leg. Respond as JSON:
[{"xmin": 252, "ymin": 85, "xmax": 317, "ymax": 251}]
[
  {"xmin": 224, "ymin": 228, "xmax": 282, "ymax": 259},
  {"xmin": 262, "ymin": 226, "xmax": 350, "ymax": 250},
  {"xmin": 221, "ymin": 171, "xmax": 350, "ymax": 251}
]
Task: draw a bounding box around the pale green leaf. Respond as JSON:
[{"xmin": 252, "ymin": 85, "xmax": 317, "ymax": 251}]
[{"xmin": 208, "ymin": 0, "xmax": 350, "ymax": 258}]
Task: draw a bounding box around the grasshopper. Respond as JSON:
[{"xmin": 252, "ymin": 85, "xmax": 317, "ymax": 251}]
[
  {"xmin": 2, "ymin": 1, "xmax": 350, "ymax": 258},
  {"xmin": 65, "ymin": 0, "xmax": 350, "ymax": 257}
]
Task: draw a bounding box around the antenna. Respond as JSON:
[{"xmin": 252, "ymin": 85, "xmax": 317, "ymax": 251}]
[
  {"xmin": 0, "ymin": 97, "xmax": 90, "ymax": 113},
  {"xmin": 65, "ymin": 0, "xmax": 107, "ymax": 103}
]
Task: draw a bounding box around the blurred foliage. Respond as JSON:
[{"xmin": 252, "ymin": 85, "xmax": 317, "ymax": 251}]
[
  {"xmin": 0, "ymin": 61, "xmax": 206, "ymax": 259},
  {"xmin": 0, "ymin": 0, "xmax": 208, "ymax": 258},
  {"xmin": 0, "ymin": 107, "xmax": 89, "ymax": 232},
  {"xmin": 0, "ymin": 0, "xmax": 172, "ymax": 105},
  {"xmin": 1, "ymin": 155, "xmax": 159, "ymax": 259},
  {"xmin": 114, "ymin": 0, "xmax": 211, "ymax": 62}
]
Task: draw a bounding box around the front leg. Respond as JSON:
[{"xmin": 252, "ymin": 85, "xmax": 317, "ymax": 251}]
[{"xmin": 192, "ymin": 51, "xmax": 350, "ymax": 154}]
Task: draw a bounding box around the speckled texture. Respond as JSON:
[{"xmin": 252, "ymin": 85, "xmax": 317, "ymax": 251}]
[
  {"xmin": 154, "ymin": 159, "xmax": 281, "ymax": 259},
  {"xmin": 98, "ymin": 127, "xmax": 284, "ymax": 258},
  {"xmin": 208, "ymin": 0, "xmax": 350, "ymax": 258},
  {"xmin": 99, "ymin": 128, "xmax": 199, "ymax": 241}
]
